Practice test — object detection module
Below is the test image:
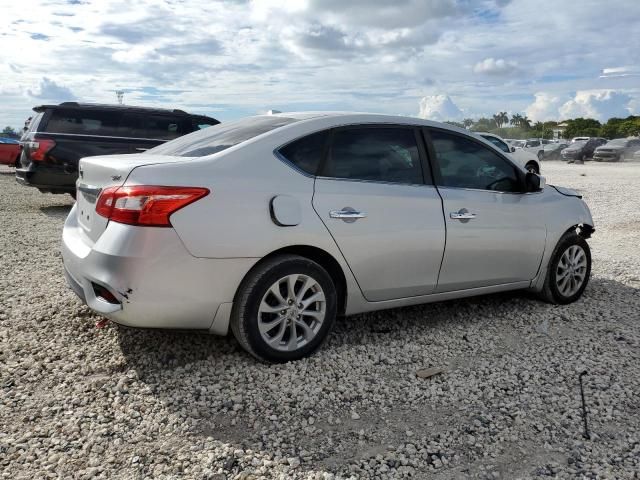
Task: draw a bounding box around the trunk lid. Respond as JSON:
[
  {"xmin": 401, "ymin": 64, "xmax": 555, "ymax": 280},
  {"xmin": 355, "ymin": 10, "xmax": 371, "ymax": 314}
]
[{"xmin": 76, "ymin": 153, "xmax": 187, "ymax": 242}]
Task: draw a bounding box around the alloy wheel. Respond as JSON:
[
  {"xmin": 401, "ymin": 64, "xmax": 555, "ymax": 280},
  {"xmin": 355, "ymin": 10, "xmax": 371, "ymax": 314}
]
[
  {"xmin": 555, "ymin": 245, "xmax": 588, "ymax": 297},
  {"xmin": 257, "ymin": 274, "xmax": 326, "ymax": 352}
]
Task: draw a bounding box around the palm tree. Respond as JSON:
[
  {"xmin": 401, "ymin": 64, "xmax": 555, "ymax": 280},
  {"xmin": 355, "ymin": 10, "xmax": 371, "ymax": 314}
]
[
  {"xmin": 510, "ymin": 113, "xmax": 523, "ymax": 127},
  {"xmin": 520, "ymin": 115, "xmax": 532, "ymax": 129},
  {"xmin": 493, "ymin": 114, "xmax": 502, "ymax": 128},
  {"xmin": 499, "ymin": 112, "xmax": 509, "ymax": 128}
]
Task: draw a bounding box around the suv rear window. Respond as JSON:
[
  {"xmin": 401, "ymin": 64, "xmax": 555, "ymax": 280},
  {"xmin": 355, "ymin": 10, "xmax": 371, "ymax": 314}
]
[
  {"xmin": 149, "ymin": 116, "xmax": 300, "ymax": 157},
  {"xmin": 46, "ymin": 109, "xmax": 122, "ymax": 136},
  {"xmin": 120, "ymin": 113, "xmax": 186, "ymax": 140}
]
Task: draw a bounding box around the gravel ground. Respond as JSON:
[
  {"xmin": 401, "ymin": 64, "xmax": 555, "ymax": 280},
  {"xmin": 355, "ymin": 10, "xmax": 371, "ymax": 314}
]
[{"xmin": 1, "ymin": 161, "xmax": 639, "ymax": 479}]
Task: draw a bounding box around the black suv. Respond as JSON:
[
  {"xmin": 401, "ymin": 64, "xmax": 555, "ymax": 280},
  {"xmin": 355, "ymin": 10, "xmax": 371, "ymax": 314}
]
[{"xmin": 16, "ymin": 102, "xmax": 219, "ymax": 196}]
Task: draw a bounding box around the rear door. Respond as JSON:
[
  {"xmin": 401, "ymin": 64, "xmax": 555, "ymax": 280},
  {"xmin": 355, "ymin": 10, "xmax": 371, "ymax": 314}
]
[
  {"xmin": 426, "ymin": 128, "xmax": 546, "ymax": 292},
  {"xmin": 312, "ymin": 125, "xmax": 446, "ymax": 301}
]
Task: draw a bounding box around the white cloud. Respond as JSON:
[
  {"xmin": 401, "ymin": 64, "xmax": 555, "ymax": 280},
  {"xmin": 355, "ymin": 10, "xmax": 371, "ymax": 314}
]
[
  {"xmin": 559, "ymin": 90, "xmax": 633, "ymax": 121},
  {"xmin": 473, "ymin": 58, "xmax": 519, "ymax": 76},
  {"xmin": 1, "ymin": 0, "xmax": 640, "ymax": 129},
  {"xmin": 27, "ymin": 78, "xmax": 76, "ymax": 102},
  {"xmin": 526, "ymin": 89, "xmax": 637, "ymax": 122},
  {"xmin": 525, "ymin": 92, "xmax": 566, "ymax": 122},
  {"xmin": 418, "ymin": 95, "xmax": 463, "ymax": 121}
]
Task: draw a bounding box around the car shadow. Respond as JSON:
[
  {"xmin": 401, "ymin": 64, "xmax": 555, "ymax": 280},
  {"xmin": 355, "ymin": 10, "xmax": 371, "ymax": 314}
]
[
  {"xmin": 115, "ymin": 276, "xmax": 639, "ymax": 475},
  {"xmin": 40, "ymin": 204, "xmax": 73, "ymax": 219}
]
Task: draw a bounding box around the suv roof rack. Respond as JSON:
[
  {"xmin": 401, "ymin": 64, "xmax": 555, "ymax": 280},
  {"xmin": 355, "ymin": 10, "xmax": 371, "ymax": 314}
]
[{"xmin": 32, "ymin": 102, "xmax": 195, "ymax": 116}]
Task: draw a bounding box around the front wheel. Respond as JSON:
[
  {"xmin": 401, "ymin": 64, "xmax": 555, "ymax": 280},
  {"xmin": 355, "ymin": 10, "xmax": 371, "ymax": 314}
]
[
  {"xmin": 539, "ymin": 232, "xmax": 591, "ymax": 304},
  {"xmin": 230, "ymin": 254, "xmax": 337, "ymax": 363}
]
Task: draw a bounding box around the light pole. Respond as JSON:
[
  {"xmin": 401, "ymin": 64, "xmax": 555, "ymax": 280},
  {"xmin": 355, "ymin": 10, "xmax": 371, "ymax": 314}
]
[{"xmin": 116, "ymin": 90, "xmax": 124, "ymax": 105}]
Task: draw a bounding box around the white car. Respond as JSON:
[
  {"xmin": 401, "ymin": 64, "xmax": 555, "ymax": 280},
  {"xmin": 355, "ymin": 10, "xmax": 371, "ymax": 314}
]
[
  {"xmin": 476, "ymin": 132, "xmax": 541, "ymax": 173},
  {"xmin": 62, "ymin": 113, "xmax": 594, "ymax": 362}
]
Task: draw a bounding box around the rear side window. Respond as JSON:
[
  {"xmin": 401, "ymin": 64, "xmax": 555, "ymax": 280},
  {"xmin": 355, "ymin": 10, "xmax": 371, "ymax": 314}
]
[
  {"xmin": 321, "ymin": 127, "xmax": 424, "ymax": 185},
  {"xmin": 277, "ymin": 130, "xmax": 329, "ymax": 175},
  {"xmin": 120, "ymin": 113, "xmax": 186, "ymax": 140},
  {"xmin": 22, "ymin": 113, "xmax": 43, "ymax": 138},
  {"xmin": 148, "ymin": 116, "xmax": 300, "ymax": 157},
  {"xmin": 46, "ymin": 109, "xmax": 122, "ymax": 136}
]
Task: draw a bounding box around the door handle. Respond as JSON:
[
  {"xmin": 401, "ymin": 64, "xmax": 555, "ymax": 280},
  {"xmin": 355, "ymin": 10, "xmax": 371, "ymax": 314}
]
[
  {"xmin": 329, "ymin": 209, "xmax": 367, "ymax": 220},
  {"xmin": 450, "ymin": 211, "xmax": 477, "ymax": 220},
  {"xmin": 135, "ymin": 147, "xmax": 149, "ymax": 151}
]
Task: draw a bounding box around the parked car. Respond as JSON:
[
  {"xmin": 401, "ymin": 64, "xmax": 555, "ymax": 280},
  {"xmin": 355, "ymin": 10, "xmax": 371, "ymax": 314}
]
[
  {"xmin": 593, "ymin": 137, "xmax": 640, "ymax": 162},
  {"xmin": 0, "ymin": 137, "xmax": 21, "ymax": 167},
  {"xmin": 62, "ymin": 113, "xmax": 594, "ymax": 362},
  {"xmin": 16, "ymin": 102, "xmax": 219, "ymax": 197},
  {"xmin": 561, "ymin": 138, "xmax": 607, "ymax": 162},
  {"xmin": 540, "ymin": 142, "xmax": 570, "ymax": 160},
  {"xmin": 476, "ymin": 132, "xmax": 541, "ymax": 173}
]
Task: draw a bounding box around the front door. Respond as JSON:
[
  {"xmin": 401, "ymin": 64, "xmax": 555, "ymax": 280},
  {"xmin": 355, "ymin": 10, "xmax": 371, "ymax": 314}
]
[
  {"xmin": 313, "ymin": 126, "xmax": 446, "ymax": 302},
  {"xmin": 426, "ymin": 128, "xmax": 547, "ymax": 292}
]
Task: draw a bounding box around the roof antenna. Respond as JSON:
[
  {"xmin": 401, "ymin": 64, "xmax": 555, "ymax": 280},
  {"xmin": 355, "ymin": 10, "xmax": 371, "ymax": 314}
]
[{"xmin": 116, "ymin": 90, "xmax": 124, "ymax": 105}]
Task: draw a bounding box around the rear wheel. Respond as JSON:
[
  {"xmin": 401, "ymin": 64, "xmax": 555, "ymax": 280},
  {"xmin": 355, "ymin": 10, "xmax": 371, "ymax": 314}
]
[
  {"xmin": 539, "ymin": 232, "xmax": 591, "ymax": 304},
  {"xmin": 230, "ymin": 254, "xmax": 337, "ymax": 363}
]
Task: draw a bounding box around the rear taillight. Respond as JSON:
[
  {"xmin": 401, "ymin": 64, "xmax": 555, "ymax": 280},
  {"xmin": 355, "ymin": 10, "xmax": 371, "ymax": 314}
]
[
  {"xmin": 27, "ymin": 138, "xmax": 56, "ymax": 161},
  {"xmin": 95, "ymin": 185, "xmax": 209, "ymax": 227}
]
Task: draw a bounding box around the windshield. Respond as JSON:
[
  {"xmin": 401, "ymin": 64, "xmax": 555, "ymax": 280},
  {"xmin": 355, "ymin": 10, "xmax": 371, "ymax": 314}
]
[
  {"xmin": 480, "ymin": 135, "xmax": 510, "ymax": 153},
  {"xmin": 570, "ymin": 141, "xmax": 587, "ymax": 148},
  {"xmin": 513, "ymin": 140, "xmax": 526, "ymax": 148},
  {"xmin": 148, "ymin": 115, "xmax": 300, "ymax": 157},
  {"xmin": 606, "ymin": 139, "xmax": 627, "ymax": 146}
]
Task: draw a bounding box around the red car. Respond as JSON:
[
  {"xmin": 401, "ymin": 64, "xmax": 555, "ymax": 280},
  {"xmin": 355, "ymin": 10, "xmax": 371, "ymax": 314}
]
[{"xmin": 0, "ymin": 138, "xmax": 21, "ymax": 167}]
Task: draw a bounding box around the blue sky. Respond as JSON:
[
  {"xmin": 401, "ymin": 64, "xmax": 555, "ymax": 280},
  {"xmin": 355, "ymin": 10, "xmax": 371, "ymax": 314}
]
[{"xmin": 1, "ymin": 0, "xmax": 639, "ymax": 130}]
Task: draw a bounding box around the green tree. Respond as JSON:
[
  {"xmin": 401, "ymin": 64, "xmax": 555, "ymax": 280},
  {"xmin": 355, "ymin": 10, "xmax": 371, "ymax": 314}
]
[
  {"xmin": 563, "ymin": 118, "xmax": 602, "ymax": 139},
  {"xmin": 618, "ymin": 117, "xmax": 640, "ymax": 137},
  {"xmin": 471, "ymin": 117, "xmax": 497, "ymax": 131},
  {"xmin": 520, "ymin": 115, "xmax": 532, "ymax": 130},
  {"xmin": 510, "ymin": 113, "xmax": 523, "ymax": 127},
  {"xmin": 2, "ymin": 126, "xmax": 17, "ymax": 136},
  {"xmin": 462, "ymin": 118, "xmax": 474, "ymax": 129}
]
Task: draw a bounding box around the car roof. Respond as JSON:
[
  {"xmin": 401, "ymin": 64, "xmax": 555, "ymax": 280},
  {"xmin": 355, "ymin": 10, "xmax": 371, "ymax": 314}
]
[
  {"xmin": 32, "ymin": 102, "xmax": 216, "ymax": 120},
  {"xmin": 270, "ymin": 111, "xmax": 469, "ymax": 132}
]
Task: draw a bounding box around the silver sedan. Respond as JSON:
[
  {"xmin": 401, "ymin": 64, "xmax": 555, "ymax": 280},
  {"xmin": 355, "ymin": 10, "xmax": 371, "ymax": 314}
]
[{"xmin": 62, "ymin": 113, "xmax": 594, "ymax": 362}]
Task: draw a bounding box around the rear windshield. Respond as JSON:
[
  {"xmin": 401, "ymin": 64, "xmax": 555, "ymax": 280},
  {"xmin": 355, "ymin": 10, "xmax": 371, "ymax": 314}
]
[{"xmin": 148, "ymin": 116, "xmax": 300, "ymax": 157}]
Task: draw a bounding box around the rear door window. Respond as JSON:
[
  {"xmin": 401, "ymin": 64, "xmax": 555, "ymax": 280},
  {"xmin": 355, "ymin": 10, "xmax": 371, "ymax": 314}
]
[
  {"xmin": 46, "ymin": 109, "xmax": 122, "ymax": 136},
  {"xmin": 321, "ymin": 127, "xmax": 425, "ymax": 185},
  {"xmin": 120, "ymin": 113, "xmax": 186, "ymax": 140}
]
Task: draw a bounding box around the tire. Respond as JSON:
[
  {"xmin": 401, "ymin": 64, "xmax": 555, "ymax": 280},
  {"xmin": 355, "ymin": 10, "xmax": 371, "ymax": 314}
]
[
  {"xmin": 537, "ymin": 151, "xmax": 544, "ymax": 160},
  {"xmin": 230, "ymin": 254, "xmax": 338, "ymax": 363},
  {"xmin": 526, "ymin": 162, "xmax": 539, "ymax": 174},
  {"xmin": 539, "ymin": 231, "xmax": 591, "ymax": 304}
]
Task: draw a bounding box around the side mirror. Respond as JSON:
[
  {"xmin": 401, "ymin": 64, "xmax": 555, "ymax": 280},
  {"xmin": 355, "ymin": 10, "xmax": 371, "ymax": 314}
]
[
  {"xmin": 525, "ymin": 172, "xmax": 543, "ymax": 192},
  {"xmin": 510, "ymin": 146, "xmax": 516, "ymax": 153}
]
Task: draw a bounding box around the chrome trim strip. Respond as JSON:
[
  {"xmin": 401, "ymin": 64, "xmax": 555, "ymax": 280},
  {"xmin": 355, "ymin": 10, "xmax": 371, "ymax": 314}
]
[{"xmin": 33, "ymin": 132, "xmax": 170, "ymax": 142}]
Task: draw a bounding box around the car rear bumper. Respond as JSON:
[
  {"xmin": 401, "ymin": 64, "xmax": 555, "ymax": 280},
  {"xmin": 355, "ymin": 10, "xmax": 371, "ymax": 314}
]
[
  {"xmin": 16, "ymin": 164, "xmax": 77, "ymax": 192},
  {"xmin": 61, "ymin": 204, "xmax": 258, "ymax": 334}
]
